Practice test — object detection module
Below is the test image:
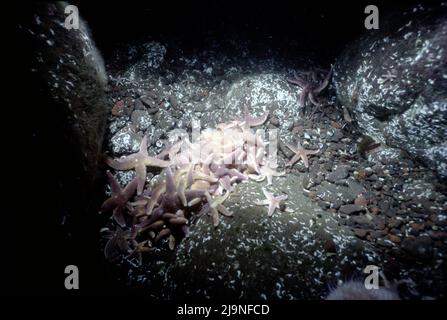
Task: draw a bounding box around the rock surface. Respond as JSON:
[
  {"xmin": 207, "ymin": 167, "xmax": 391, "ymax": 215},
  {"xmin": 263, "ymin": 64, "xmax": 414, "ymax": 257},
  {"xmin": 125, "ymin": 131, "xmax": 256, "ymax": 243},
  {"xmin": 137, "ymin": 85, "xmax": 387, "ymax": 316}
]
[
  {"xmin": 334, "ymin": 4, "xmax": 447, "ymax": 176},
  {"xmin": 102, "ymin": 36, "xmax": 447, "ymax": 300}
]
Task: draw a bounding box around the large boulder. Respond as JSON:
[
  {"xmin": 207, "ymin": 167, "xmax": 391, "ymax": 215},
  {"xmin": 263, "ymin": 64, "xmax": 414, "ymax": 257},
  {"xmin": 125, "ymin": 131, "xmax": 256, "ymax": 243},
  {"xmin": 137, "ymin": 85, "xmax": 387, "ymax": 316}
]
[
  {"xmin": 15, "ymin": 2, "xmax": 108, "ymax": 294},
  {"xmin": 334, "ymin": 4, "xmax": 447, "ymax": 177}
]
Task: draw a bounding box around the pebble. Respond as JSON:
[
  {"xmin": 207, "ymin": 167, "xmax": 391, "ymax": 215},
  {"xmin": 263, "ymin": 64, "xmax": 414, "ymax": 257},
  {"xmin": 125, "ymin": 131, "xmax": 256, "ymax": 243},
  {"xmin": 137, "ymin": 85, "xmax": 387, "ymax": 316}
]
[
  {"xmin": 353, "ymin": 228, "xmax": 368, "ymax": 239},
  {"xmin": 109, "ymin": 126, "xmax": 141, "ymax": 155},
  {"xmin": 388, "ymin": 234, "xmax": 401, "ymax": 244},
  {"xmin": 339, "ymin": 204, "xmax": 365, "ymax": 215},
  {"xmin": 131, "ymin": 109, "xmax": 152, "ymax": 131},
  {"xmin": 326, "ymin": 165, "xmax": 349, "ymax": 183}
]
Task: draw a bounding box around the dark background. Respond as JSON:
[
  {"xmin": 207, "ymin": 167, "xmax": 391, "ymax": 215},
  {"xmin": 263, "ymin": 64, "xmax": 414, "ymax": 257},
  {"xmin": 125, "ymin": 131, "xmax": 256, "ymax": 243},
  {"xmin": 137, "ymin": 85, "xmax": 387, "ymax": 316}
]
[{"xmin": 8, "ymin": 0, "xmax": 440, "ymax": 300}]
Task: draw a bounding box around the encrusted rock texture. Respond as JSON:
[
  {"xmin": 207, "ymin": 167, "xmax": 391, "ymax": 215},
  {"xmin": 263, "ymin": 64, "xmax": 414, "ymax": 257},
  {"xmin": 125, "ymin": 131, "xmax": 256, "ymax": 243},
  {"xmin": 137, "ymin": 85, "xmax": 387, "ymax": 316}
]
[{"xmin": 334, "ymin": 3, "xmax": 447, "ymax": 177}]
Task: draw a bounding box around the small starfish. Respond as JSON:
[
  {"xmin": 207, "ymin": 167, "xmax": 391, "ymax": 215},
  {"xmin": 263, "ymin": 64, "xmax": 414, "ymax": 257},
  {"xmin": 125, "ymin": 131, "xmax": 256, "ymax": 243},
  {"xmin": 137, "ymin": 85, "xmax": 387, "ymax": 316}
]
[
  {"xmin": 286, "ymin": 141, "xmax": 319, "ymax": 168},
  {"xmin": 103, "ymin": 226, "xmax": 136, "ymax": 260},
  {"xmin": 379, "ymin": 70, "xmax": 397, "ymax": 84},
  {"xmin": 100, "ymin": 171, "xmax": 138, "ymax": 227},
  {"xmin": 199, "ymin": 191, "xmax": 233, "ymax": 227},
  {"xmin": 105, "ymin": 135, "xmax": 171, "ymax": 195},
  {"xmin": 255, "ymin": 188, "xmax": 288, "ymax": 217},
  {"xmin": 127, "ymin": 240, "xmax": 154, "ymax": 265},
  {"xmin": 259, "ymin": 163, "xmax": 286, "ymax": 185}
]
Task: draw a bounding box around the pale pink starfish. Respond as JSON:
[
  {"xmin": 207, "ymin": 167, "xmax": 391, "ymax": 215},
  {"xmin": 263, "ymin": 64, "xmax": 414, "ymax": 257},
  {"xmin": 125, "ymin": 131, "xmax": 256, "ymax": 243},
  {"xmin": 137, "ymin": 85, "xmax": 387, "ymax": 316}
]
[
  {"xmin": 100, "ymin": 171, "xmax": 138, "ymax": 227},
  {"xmin": 105, "ymin": 135, "xmax": 171, "ymax": 195},
  {"xmin": 255, "ymin": 188, "xmax": 288, "ymax": 217},
  {"xmin": 287, "ymin": 66, "xmax": 333, "ymax": 108},
  {"xmin": 259, "ymin": 164, "xmax": 286, "ymax": 185},
  {"xmin": 286, "ymin": 141, "xmax": 319, "ymax": 168}
]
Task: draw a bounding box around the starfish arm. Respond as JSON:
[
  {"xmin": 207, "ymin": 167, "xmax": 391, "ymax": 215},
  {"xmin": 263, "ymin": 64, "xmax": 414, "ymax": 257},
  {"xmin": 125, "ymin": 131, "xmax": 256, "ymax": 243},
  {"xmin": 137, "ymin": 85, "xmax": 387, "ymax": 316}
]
[
  {"xmin": 308, "ymin": 91, "xmax": 322, "ymax": 107},
  {"xmin": 247, "ymin": 111, "xmax": 269, "ymax": 127},
  {"xmin": 198, "ymin": 203, "xmax": 210, "ymax": 217},
  {"xmin": 287, "ymin": 77, "xmax": 305, "ymax": 87},
  {"xmin": 286, "ymin": 144, "xmax": 299, "ymax": 154},
  {"xmin": 313, "ymin": 66, "xmax": 333, "ymax": 94},
  {"xmin": 139, "ymin": 135, "xmax": 149, "ymax": 156},
  {"xmin": 286, "ymin": 154, "xmax": 300, "ymax": 167},
  {"xmin": 266, "ymin": 174, "xmax": 273, "ymax": 186},
  {"xmin": 229, "ymin": 168, "xmax": 248, "ymax": 181},
  {"xmin": 193, "ymin": 171, "xmax": 218, "ymax": 183},
  {"xmin": 261, "ymin": 188, "xmax": 271, "ymax": 199},
  {"xmin": 274, "ymin": 170, "xmax": 286, "ymax": 177},
  {"xmin": 211, "ymin": 207, "xmax": 220, "ymax": 227},
  {"xmin": 217, "ymin": 204, "xmax": 233, "ymax": 217},
  {"xmin": 165, "ymin": 167, "xmax": 176, "ymax": 195},
  {"xmin": 299, "ymin": 85, "xmax": 311, "ymax": 108},
  {"xmin": 188, "ymin": 197, "xmax": 202, "ymax": 207},
  {"xmin": 106, "ymin": 171, "xmax": 121, "ymax": 194},
  {"xmin": 306, "ymin": 149, "xmax": 320, "ymax": 155},
  {"xmin": 105, "ymin": 154, "xmax": 138, "ymax": 171},
  {"xmin": 155, "ymin": 228, "xmax": 171, "ymax": 243},
  {"xmin": 255, "ymin": 199, "xmax": 270, "ymax": 206},
  {"xmin": 146, "ymin": 183, "xmax": 166, "ymax": 215},
  {"xmin": 185, "ymin": 189, "xmax": 207, "ymax": 200},
  {"xmin": 177, "ymin": 181, "xmax": 187, "ymax": 207},
  {"xmin": 302, "ymin": 154, "xmax": 309, "ymax": 168},
  {"xmin": 248, "ymin": 174, "xmax": 265, "ymax": 182},
  {"xmin": 143, "ymin": 156, "xmax": 171, "ymax": 168},
  {"xmin": 135, "ymin": 163, "xmax": 147, "ymax": 195},
  {"xmin": 186, "ymin": 164, "xmax": 194, "ymax": 187},
  {"xmin": 113, "ymin": 206, "xmax": 127, "ymax": 227},
  {"xmin": 268, "ymin": 203, "xmax": 276, "ymax": 217},
  {"xmin": 220, "ymin": 175, "xmax": 233, "ymax": 191},
  {"xmin": 123, "ymin": 178, "xmax": 138, "ymax": 199},
  {"xmin": 100, "ymin": 197, "xmax": 118, "ymax": 213},
  {"xmin": 104, "ymin": 236, "xmax": 118, "ymax": 260}
]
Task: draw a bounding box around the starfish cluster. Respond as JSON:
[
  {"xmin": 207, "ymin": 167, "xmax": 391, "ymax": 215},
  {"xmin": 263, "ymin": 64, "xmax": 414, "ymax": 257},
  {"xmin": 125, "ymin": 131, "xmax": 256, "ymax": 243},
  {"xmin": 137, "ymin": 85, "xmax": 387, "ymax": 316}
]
[
  {"xmin": 287, "ymin": 66, "xmax": 333, "ymax": 114},
  {"xmin": 100, "ymin": 108, "xmax": 296, "ymax": 264}
]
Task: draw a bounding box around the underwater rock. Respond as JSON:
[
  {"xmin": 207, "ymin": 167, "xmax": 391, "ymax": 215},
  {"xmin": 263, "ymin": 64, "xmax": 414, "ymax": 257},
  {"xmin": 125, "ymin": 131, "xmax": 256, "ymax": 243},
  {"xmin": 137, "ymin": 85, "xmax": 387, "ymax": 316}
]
[
  {"xmin": 223, "ymin": 73, "xmax": 302, "ymax": 145},
  {"xmin": 162, "ymin": 175, "xmax": 376, "ymax": 299},
  {"xmin": 124, "ymin": 41, "xmax": 167, "ymax": 81},
  {"xmin": 23, "ymin": 2, "xmax": 107, "ymax": 208},
  {"xmin": 334, "ymin": 3, "xmax": 447, "ymax": 176},
  {"xmin": 315, "ymin": 181, "xmax": 362, "ymax": 204},
  {"xmin": 326, "ymin": 165, "xmax": 349, "ymax": 183},
  {"xmin": 131, "ymin": 109, "xmax": 152, "ymax": 132},
  {"xmin": 109, "ymin": 125, "xmax": 142, "ymax": 155}
]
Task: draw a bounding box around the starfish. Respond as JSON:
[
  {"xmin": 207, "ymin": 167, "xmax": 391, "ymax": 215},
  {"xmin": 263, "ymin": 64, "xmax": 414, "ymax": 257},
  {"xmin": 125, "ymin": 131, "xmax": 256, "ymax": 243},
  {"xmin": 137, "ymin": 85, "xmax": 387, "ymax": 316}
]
[
  {"xmin": 127, "ymin": 240, "xmax": 154, "ymax": 265},
  {"xmin": 259, "ymin": 163, "xmax": 286, "ymax": 185},
  {"xmin": 105, "ymin": 135, "xmax": 171, "ymax": 195},
  {"xmin": 103, "ymin": 226, "xmax": 136, "ymax": 260},
  {"xmin": 287, "ymin": 66, "xmax": 333, "ymax": 108},
  {"xmin": 255, "ymin": 188, "xmax": 288, "ymax": 217},
  {"xmin": 100, "ymin": 171, "xmax": 138, "ymax": 227},
  {"xmin": 286, "ymin": 141, "xmax": 319, "ymax": 168},
  {"xmin": 199, "ymin": 191, "xmax": 233, "ymax": 227}
]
